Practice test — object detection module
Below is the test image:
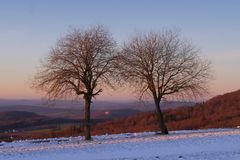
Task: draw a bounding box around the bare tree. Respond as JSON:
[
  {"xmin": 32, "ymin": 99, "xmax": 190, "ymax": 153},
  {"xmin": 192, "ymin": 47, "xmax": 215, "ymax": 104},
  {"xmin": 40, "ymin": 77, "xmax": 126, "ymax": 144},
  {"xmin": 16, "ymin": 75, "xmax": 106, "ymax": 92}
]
[
  {"xmin": 117, "ymin": 30, "xmax": 211, "ymax": 134},
  {"xmin": 33, "ymin": 26, "xmax": 116, "ymax": 140}
]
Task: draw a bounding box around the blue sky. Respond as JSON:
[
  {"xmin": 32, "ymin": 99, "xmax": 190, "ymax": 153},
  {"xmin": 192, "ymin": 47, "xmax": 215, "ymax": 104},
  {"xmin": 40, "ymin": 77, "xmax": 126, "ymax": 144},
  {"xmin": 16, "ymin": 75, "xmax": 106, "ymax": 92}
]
[{"xmin": 0, "ymin": 0, "xmax": 240, "ymax": 100}]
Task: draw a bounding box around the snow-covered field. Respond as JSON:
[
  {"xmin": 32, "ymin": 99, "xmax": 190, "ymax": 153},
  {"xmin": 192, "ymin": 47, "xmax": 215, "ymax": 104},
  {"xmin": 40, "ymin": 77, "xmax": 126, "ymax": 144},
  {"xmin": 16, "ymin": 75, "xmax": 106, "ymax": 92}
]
[{"xmin": 0, "ymin": 128, "xmax": 240, "ymax": 160}]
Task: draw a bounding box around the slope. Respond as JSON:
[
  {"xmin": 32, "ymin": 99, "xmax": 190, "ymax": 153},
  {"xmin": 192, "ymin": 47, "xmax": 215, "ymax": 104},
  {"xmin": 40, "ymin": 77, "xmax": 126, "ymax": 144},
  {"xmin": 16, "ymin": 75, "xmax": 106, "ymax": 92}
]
[{"xmin": 92, "ymin": 90, "xmax": 240, "ymax": 135}]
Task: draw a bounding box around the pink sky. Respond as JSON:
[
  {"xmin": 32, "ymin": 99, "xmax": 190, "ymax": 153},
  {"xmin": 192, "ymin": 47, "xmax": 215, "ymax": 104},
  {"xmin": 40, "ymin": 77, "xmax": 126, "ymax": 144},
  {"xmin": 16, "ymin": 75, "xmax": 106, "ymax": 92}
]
[{"xmin": 1, "ymin": 1, "xmax": 240, "ymax": 100}]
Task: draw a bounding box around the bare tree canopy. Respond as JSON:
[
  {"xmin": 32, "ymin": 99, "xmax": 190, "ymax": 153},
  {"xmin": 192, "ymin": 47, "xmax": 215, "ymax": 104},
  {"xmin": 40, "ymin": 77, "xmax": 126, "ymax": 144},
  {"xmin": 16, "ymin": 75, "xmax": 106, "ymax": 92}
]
[
  {"xmin": 33, "ymin": 26, "xmax": 116, "ymax": 140},
  {"xmin": 117, "ymin": 30, "xmax": 211, "ymax": 134}
]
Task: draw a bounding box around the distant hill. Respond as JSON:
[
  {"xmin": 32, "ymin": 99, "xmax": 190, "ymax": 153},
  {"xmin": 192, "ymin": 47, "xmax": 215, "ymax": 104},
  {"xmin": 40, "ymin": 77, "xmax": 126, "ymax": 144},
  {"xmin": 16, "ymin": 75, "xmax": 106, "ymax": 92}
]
[
  {"xmin": 0, "ymin": 111, "xmax": 82, "ymax": 132},
  {"xmin": 0, "ymin": 105, "xmax": 82, "ymax": 119},
  {"xmin": 0, "ymin": 108, "xmax": 142, "ymax": 133},
  {"xmin": 0, "ymin": 105, "xmax": 142, "ymax": 119},
  {"xmin": 0, "ymin": 99, "xmax": 194, "ymax": 111},
  {"xmin": 0, "ymin": 111, "xmax": 42, "ymax": 120},
  {"xmin": 0, "ymin": 90, "xmax": 239, "ymax": 141},
  {"xmin": 0, "ymin": 99, "xmax": 194, "ymax": 120},
  {"xmin": 92, "ymin": 90, "xmax": 240, "ymax": 135},
  {"xmin": 0, "ymin": 108, "xmax": 142, "ymax": 141}
]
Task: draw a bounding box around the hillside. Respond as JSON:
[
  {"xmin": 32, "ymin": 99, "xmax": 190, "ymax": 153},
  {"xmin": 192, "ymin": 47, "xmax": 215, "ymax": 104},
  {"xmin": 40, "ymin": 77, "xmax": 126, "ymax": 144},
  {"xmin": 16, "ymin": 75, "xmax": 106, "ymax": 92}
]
[
  {"xmin": 0, "ymin": 111, "xmax": 43, "ymax": 120},
  {"xmin": 0, "ymin": 90, "xmax": 239, "ymax": 141},
  {"xmin": 0, "ymin": 100, "xmax": 194, "ymax": 113},
  {"xmin": 0, "ymin": 111, "xmax": 82, "ymax": 132},
  {"xmin": 0, "ymin": 109, "xmax": 141, "ymax": 141},
  {"xmin": 1, "ymin": 129, "xmax": 240, "ymax": 160},
  {"xmin": 0, "ymin": 105, "xmax": 143, "ymax": 120},
  {"xmin": 92, "ymin": 90, "xmax": 240, "ymax": 135}
]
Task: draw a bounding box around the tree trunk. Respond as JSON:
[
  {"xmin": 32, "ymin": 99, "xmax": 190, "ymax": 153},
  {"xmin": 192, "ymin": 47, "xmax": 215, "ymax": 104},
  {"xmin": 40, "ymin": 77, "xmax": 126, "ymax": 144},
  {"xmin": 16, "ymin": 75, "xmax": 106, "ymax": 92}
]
[
  {"xmin": 154, "ymin": 99, "xmax": 168, "ymax": 134},
  {"xmin": 84, "ymin": 96, "xmax": 92, "ymax": 140}
]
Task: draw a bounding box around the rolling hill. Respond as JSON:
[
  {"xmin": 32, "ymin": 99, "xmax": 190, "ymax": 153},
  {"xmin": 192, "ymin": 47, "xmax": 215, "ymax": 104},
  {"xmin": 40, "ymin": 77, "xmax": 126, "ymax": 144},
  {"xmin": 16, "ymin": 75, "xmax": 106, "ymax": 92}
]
[
  {"xmin": 0, "ymin": 111, "xmax": 82, "ymax": 132},
  {"xmin": 0, "ymin": 99, "xmax": 194, "ymax": 112},
  {"xmin": 0, "ymin": 90, "xmax": 239, "ymax": 141},
  {"xmin": 92, "ymin": 89, "xmax": 240, "ymax": 135}
]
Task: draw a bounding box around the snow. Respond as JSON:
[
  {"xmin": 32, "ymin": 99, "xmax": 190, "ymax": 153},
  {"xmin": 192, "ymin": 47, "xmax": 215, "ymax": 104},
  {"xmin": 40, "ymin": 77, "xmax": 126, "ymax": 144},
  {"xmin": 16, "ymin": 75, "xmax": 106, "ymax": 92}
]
[{"xmin": 0, "ymin": 128, "xmax": 240, "ymax": 160}]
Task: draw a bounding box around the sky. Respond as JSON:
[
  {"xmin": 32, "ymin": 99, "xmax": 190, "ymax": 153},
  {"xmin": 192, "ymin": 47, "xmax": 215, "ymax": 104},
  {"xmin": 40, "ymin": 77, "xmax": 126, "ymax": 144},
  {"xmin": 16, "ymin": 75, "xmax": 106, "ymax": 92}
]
[{"xmin": 0, "ymin": 0, "xmax": 240, "ymax": 100}]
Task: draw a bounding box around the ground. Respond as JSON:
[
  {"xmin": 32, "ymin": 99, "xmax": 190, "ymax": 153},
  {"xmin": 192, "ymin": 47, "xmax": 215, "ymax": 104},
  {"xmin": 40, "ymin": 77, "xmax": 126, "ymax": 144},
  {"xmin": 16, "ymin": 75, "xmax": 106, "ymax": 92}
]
[{"xmin": 0, "ymin": 128, "xmax": 240, "ymax": 160}]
